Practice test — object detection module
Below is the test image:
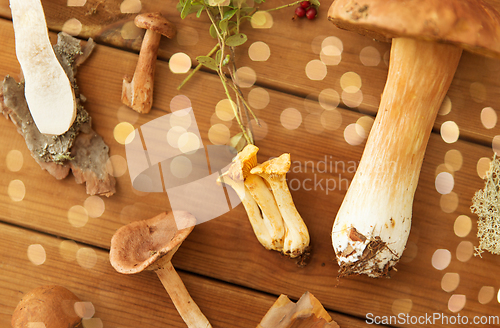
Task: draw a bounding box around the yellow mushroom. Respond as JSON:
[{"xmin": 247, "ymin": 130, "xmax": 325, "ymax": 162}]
[
  {"xmin": 245, "ymin": 173, "xmax": 285, "ymax": 251},
  {"xmin": 251, "ymin": 153, "xmax": 310, "ymax": 258},
  {"xmin": 218, "ymin": 168, "xmax": 276, "ymax": 250},
  {"xmin": 217, "ymin": 144, "xmax": 277, "ymax": 250}
]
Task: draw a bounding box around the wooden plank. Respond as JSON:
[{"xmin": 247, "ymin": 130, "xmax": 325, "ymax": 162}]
[
  {"xmin": 0, "ymin": 0, "xmax": 499, "ymax": 145},
  {"xmin": 0, "ymin": 222, "xmax": 375, "ymax": 328},
  {"xmin": 0, "ymin": 15, "xmax": 499, "ymax": 328}
]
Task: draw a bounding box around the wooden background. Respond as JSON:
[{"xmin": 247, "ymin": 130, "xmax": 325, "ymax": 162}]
[{"xmin": 0, "ymin": 0, "xmax": 499, "ymax": 327}]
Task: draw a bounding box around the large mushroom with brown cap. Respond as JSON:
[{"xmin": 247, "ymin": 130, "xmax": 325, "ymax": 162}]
[
  {"xmin": 11, "ymin": 285, "xmax": 82, "ymax": 328},
  {"xmin": 109, "ymin": 211, "xmax": 212, "ymax": 328},
  {"xmin": 328, "ymin": 0, "xmax": 500, "ymax": 277},
  {"xmin": 122, "ymin": 12, "xmax": 176, "ymax": 114}
]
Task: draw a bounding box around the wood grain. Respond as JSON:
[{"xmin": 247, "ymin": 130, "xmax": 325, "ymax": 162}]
[
  {"xmin": 0, "ymin": 2, "xmax": 499, "ymax": 327},
  {"xmin": 0, "ymin": 222, "xmax": 374, "ymax": 328},
  {"xmin": 0, "ymin": 0, "xmax": 499, "ymax": 145}
]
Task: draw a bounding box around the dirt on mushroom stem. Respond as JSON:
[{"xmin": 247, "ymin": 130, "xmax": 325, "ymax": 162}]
[{"xmin": 331, "ymin": 37, "xmax": 462, "ymax": 278}]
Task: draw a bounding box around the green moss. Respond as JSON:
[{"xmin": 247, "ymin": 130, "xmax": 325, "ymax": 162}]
[{"xmin": 471, "ymin": 154, "xmax": 500, "ymax": 256}]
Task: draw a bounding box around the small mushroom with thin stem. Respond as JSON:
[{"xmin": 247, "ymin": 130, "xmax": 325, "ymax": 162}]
[
  {"xmin": 328, "ymin": 0, "xmax": 500, "ymax": 277},
  {"xmin": 109, "ymin": 211, "xmax": 212, "ymax": 328},
  {"xmin": 251, "ymin": 153, "xmax": 310, "ymax": 258},
  {"xmin": 11, "ymin": 285, "xmax": 82, "ymax": 328},
  {"xmin": 217, "ymin": 144, "xmax": 285, "ymax": 251},
  {"xmin": 122, "ymin": 12, "xmax": 176, "ymax": 114}
]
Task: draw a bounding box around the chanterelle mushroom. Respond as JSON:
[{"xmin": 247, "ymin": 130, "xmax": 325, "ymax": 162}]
[
  {"xmin": 217, "ymin": 144, "xmax": 285, "ymax": 252},
  {"xmin": 11, "ymin": 285, "xmax": 82, "ymax": 328},
  {"xmin": 328, "ymin": 0, "xmax": 500, "ymax": 277},
  {"xmin": 122, "ymin": 12, "xmax": 176, "ymax": 114},
  {"xmin": 251, "ymin": 153, "xmax": 310, "ymax": 258},
  {"xmin": 109, "ymin": 211, "xmax": 212, "ymax": 328}
]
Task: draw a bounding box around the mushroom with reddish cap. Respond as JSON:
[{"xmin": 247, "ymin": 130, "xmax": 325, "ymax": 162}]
[
  {"xmin": 11, "ymin": 285, "xmax": 82, "ymax": 328},
  {"xmin": 328, "ymin": 0, "xmax": 500, "ymax": 277},
  {"xmin": 109, "ymin": 211, "xmax": 212, "ymax": 328},
  {"xmin": 122, "ymin": 12, "xmax": 176, "ymax": 114}
]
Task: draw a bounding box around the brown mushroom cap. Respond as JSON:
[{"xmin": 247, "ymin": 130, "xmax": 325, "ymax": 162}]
[
  {"xmin": 109, "ymin": 211, "xmax": 196, "ymax": 274},
  {"xmin": 11, "ymin": 285, "xmax": 81, "ymax": 328},
  {"xmin": 328, "ymin": 0, "xmax": 500, "ymax": 59},
  {"xmin": 134, "ymin": 12, "xmax": 177, "ymax": 39}
]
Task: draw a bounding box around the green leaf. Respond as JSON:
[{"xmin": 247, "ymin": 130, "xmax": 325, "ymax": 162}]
[
  {"xmin": 180, "ymin": 0, "xmax": 192, "ymax": 19},
  {"xmin": 197, "ymin": 56, "xmax": 218, "ymax": 71},
  {"xmin": 223, "ymin": 8, "xmax": 238, "ymax": 20},
  {"xmin": 309, "ymin": 0, "xmax": 320, "ymax": 7},
  {"xmin": 196, "ymin": 5, "xmax": 204, "ymax": 17},
  {"xmin": 239, "ymin": 6, "xmax": 255, "ymax": 16},
  {"xmin": 209, "ymin": 24, "xmax": 218, "ymax": 38},
  {"xmin": 215, "ymin": 49, "xmax": 222, "ymax": 65},
  {"xmin": 219, "ymin": 18, "xmax": 229, "ymax": 33},
  {"xmin": 227, "ymin": 21, "xmax": 238, "ymax": 34},
  {"xmin": 176, "ymin": 1, "xmax": 184, "ymax": 13},
  {"xmin": 188, "ymin": 4, "xmax": 204, "ymax": 15},
  {"xmin": 225, "ymin": 33, "xmax": 247, "ymax": 47},
  {"xmin": 231, "ymin": 0, "xmax": 245, "ymax": 7}
]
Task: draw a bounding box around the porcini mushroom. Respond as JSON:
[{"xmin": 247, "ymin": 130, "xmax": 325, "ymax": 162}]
[
  {"xmin": 217, "ymin": 144, "xmax": 285, "ymax": 251},
  {"xmin": 328, "ymin": 0, "xmax": 500, "ymax": 277},
  {"xmin": 122, "ymin": 12, "xmax": 176, "ymax": 114},
  {"xmin": 10, "ymin": 0, "xmax": 76, "ymax": 135},
  {"xmin": 109, "ymin": 211, "xmax": 212, "ymax": 328},
  {"xmin": 251, "ymin": 153, "xmax": 310, "ymax": 258},
  {"xmin": 11, "ymin": 285, "xmax": 82, "ymax": 328}
]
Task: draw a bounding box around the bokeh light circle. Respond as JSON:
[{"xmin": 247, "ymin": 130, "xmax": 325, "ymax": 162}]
[
  {"xmin": 280, "ymin": 108, "xmax": 302, "ymax": 130},
  {"xmin": 169, "ymin": 53, "xmax": 192, "ymax": 74},
  {"xmin": 248, "ymin": 41, "xmax": 271, "ymax": 61},
  {"xmin": 27, "ymin": 244, "xmax": 46, "ymax": 266},
  {"xmin": 432, "ymin": 249, "xmax": 451, "ymax": 270},
  {"xmin": 440, "ymin": 121, "xmax": 460, "ymax": 143}
]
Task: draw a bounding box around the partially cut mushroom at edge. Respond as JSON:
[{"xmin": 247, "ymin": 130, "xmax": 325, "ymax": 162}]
[{"xmin": 11, "ymin": 285, "xmax": 82, "ymax": 328}]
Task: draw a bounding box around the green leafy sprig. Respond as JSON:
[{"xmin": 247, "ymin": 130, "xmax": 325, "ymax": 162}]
[{"xmin": 177, "ymin": 0, "xmax": 319, "ymax": 147}]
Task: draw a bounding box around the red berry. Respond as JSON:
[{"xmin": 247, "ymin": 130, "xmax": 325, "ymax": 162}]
[
  {"xmin": 295, "ymin": 6, "xmax": 306, "ymax": 18},
  {"xmin": 300, "ymin": 1, "xmax": 311, "ymax": 8},
  {"xmin": 306, "ymin": 7, "xmax": 317, "ymax": 20}
]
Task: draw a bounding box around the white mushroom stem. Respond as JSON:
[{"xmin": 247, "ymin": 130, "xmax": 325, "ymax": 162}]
[
  {"xmin": 218, "ymin": 174, "xmax": 275, "ymax": 250},
  {"xmin": 245, "ymin": 174, "xmax": 285, "ymax": 251},
  {"xmin": 332, "ymin": 37, "xmax": 463, "ymax": 277},
  {"xmin": 156, "ymin": 262, "xmax": 212, "ymax": 328},
  {"xmin": 10, "ymin": 0, "xmax": 76, "ymax": 135},
  {"xmin": 251, "ymin": 155, "xmax": 310, "ymax": 258}
]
